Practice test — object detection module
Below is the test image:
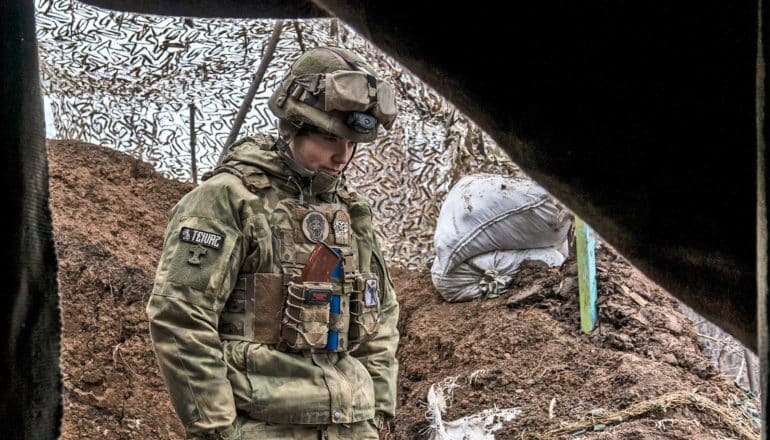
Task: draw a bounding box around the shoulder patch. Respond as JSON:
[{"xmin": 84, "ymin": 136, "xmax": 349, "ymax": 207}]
[{"xmin": 179, "ymin": 227, "xmax": 224, "ymax": 250}]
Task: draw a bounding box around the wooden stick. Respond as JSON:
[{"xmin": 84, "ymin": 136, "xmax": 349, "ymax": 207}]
[
  {"xmin": 744, "ymin": 348, "xmax": 757, "ymax": 393},
  {"xmin": 293, "ymin": 20, "xmax": 306, "ymax": 53},
  {"xmin": 189, "ymin": 102, "xmax": 197, "ymax": 183},
  {"xmin": 218, "ymin": 19, "xmax": 284, "ymax": 165}
]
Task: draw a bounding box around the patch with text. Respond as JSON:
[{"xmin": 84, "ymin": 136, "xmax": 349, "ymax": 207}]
[{"xmin": 179, "ymin": 227, "xmax": 224, "ymax": 250}]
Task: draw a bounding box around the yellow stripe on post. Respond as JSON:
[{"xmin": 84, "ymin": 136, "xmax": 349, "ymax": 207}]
[{"xmin": 576, "ymin": 217, "xmax": 598, "ymax": 333}]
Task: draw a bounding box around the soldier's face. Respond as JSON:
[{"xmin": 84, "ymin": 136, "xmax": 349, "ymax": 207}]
[{"xmin": 290, "ymin": 132, "xmax": 356, "ymax": 175}]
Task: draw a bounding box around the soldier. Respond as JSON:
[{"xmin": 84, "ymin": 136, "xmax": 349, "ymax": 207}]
[{"xmin": 147, "ymin": 46, "xmax": 400, "ymax": 439}]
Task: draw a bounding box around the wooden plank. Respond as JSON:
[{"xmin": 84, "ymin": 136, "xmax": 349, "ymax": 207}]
[{"xmin": 576, "ymin": 217, "xmax": 598, "ymax": 333}]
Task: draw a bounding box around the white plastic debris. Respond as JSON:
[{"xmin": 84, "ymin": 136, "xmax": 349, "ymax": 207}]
[{"xmin": 425, "ymin": 374, "xmax": 521, "ymax": 440}]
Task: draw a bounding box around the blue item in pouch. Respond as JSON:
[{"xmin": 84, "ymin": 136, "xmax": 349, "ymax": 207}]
[{"xmin": 327, "ymin": 248, "xmax": 343, "ymax": 351}]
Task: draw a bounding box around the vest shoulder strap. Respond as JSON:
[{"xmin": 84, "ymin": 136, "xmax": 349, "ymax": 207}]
[{"xmin": 336, "ymin": 183, "xmax": 366, "ymax": 206}]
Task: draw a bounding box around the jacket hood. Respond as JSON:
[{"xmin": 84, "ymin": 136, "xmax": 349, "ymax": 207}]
[
  {"xmin": 221, "ymin": 134, "xmax": 292, "ymax": 179},
  {"xmin": 220, "ymin": 134, "xmax": 346, "ymax": 197}
]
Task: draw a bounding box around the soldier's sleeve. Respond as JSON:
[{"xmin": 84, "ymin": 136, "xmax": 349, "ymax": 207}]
[
  {"xmin": 146, "ymin": 180, "xmax": 245, "ymax": 439},
  {"xmin": 351, "ymin": 233, "xmax": 400, "ymax": 422}
]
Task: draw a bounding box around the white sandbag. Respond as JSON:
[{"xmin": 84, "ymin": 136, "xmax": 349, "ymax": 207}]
[
  {"xmin": 433, "ymin": 174, "xmax": 570, "ymax": 276},
  {"xmin": 431, "ymin": 247, "xmax": 566, "ymax": 302}
]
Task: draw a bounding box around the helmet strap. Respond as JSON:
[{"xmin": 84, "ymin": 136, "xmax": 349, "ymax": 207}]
[
  {"xmin": 274, "ymin": 133, "xmax": 342, "ymax": 197},
  {"xmin": 274, "ymin": 137, "xmax": 315, "ymax": 179},
  {"xmin": 341, "ymin": 143, "xmax": 358, "ymax": 174}
]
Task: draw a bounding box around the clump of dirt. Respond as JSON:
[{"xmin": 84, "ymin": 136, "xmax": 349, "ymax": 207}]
[{"xmin": 49, "ymin": 139, "xmax": 759, "ymax": 440}]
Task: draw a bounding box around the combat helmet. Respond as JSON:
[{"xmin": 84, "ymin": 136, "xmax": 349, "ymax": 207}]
[{"xmin": 268, "ymin": 46, "xmax": 398, "ymax": 143}]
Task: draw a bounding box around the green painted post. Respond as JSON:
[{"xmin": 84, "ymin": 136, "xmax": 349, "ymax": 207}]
[{"xmin": 576, "ymin": 217, "xmax": 598, "ymax": 333}]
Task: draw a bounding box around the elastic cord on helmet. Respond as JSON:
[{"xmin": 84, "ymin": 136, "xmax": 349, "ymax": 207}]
[{"xmin": 278, "ymin": 118, "xmax": 304, "ymax": 142}]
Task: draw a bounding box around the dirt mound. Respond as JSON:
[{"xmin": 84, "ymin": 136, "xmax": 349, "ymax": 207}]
[
  {"xmin": 393, "ymin": 253, "xmax": 759, "ymax": 439},
  {"xmin": 49, "ymin": 139, "xmax": 193, "ymax": 439},
  {"xmin": 49, "ymin": 139, "xmax": 759, "ymax": 439}
]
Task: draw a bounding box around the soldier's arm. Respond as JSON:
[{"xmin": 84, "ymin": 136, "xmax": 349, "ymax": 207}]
[
  {"xmin": 351, "ymin": 234, "xmax": 400, "ymax": 426},
  {"xmin": 146, "ymin": 180, "xmax": 245, "ymax": 439}
]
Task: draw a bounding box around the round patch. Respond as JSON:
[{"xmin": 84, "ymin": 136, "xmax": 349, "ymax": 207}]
[{"xmin": 302, "ymin": 211, "xmax": 330, "ymax": 243}]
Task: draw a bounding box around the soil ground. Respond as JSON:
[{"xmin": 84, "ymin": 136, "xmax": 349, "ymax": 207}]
[{"xmin": 49, "ymin": 140, "xmax": 759, "ymax": 439}]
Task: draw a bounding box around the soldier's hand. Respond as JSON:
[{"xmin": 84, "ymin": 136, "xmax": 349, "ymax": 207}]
[
  {"xmin": 371, "ymin": 412, "xmax": 392, "ymax": 432},
  {"xmin": 188, "ymin": 423, "xmax": 240, "ymax": 440}
]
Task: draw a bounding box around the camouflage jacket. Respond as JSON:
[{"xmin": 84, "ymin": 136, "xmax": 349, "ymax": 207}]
[{"xmin": 146, "ymin": 134, "xmax": 399, "ymax": 438}]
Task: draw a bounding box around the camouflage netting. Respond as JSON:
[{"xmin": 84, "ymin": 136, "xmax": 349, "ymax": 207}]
[{"xmin": 35, "ymin": 0, "xmax": 519, "ymax": 269}]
